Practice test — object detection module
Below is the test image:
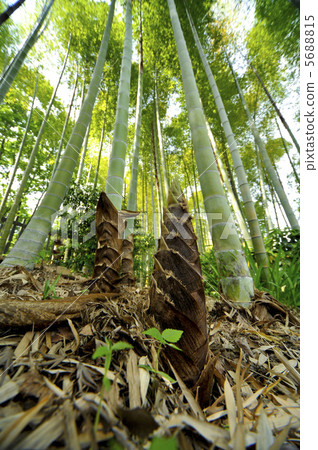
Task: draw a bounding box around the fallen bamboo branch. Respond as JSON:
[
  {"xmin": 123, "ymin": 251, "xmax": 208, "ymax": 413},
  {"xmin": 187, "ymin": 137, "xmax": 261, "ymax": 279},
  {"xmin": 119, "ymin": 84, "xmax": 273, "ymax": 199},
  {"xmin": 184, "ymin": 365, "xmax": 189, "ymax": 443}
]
[{"xmin": 0, "ymin": 293, "xmax": 118, "ymax": 327}]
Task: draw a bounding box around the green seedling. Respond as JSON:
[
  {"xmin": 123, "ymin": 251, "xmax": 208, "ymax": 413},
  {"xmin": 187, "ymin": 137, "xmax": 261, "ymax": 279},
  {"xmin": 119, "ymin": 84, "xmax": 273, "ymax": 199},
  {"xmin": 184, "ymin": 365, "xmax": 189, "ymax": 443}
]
[
  {"xmin": 139, "ymin": 327, "xmax": 183, "ymax": 383},
  {"xmin": 244, "ymin": 245, "xmax": 266, "ymax": 288},
  {"xmin": 43, "ymin": 274, "xmax": 61, "ymax": 299},
  {"xmin": 32, "ymin": 249, "xmax": 50, "ymax": 267},
  {"xmin": 92, "ymin": 337, "xmax": 133, "ymax": 435},
  {"xmin": 149, "ymin": 436, "xmax": 178, "ymax": 450}
]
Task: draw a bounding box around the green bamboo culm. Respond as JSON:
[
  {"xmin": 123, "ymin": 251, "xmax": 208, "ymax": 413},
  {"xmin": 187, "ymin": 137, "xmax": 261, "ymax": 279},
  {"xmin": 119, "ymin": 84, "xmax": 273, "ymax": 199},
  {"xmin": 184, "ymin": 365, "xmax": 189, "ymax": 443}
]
[
  {"xmin": 126, "ymin": 0, "xmax": 143, "ymax": 236},
  {"xmin": 152, "ymin": 105, "xmax": 165, "ymax": 212},
  {"xmin": 0, "ymin": 37, "xmax": 71, "ymax": 256},
  {"xmin": 0, "ymin": 0, "xmax": 26, "ymax": 26},
  {"xmin": 93, "ymin": 97, "xmax": 108, "ymax": 189},
  {"xmin": 76, "ymin": 123, "xmax": 91, "ymax": 182},
  {"xmin": 167, "ymin": 0, "xmax": 254, "ymax": 305},
  {"xmin": 255, "ymin": 142, "xmax": 274, "ymax": 232},
  {"xmin": 184, "ymin": 2, "xmax": 269, "ymax": 281},
  {"xmin": 52, "ymin": 71, "xmax": 79, "ymax": 177},
  {"xmin": 150, "ymin": 159, "xmax": 159, "ymax": 240},
  {"xmin": 227, "ymin": 56, "xmax": 300, "ymax": 230},
  {"xmin": 205, "ymin": 119, "xmax": 253, "ymax": 249},
  {"xmin": 154, "ymin": 76, "xmax": 169, "ymax": 203},
  {"xmin": 248, "ymin": 61, "xmax": 300, "ymax": 154},
  {"xmin": 1, "ymin": 0, "xmax": 116, "ymax": 268},
  {"xmin": 0, "ymin": 70, "xmax": 39, "ymax": 223},
  {"xmin": 105, "ymin": 0, "xmax": 133, "ymax": 210},
  {"xmin": 275, "ymin": 118, "xmax": 299, "ymax": 185},
  {"xmin": 0, "ymin": 0, "xmax": 54, "ymax": 104}
]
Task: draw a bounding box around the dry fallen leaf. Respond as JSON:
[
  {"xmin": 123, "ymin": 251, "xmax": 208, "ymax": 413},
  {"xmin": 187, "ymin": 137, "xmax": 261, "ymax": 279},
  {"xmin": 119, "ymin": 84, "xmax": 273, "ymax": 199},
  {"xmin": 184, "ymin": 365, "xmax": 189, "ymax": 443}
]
[{"xmin": 0, "ymin": 262, "xmax": 299, "ymax": 449}]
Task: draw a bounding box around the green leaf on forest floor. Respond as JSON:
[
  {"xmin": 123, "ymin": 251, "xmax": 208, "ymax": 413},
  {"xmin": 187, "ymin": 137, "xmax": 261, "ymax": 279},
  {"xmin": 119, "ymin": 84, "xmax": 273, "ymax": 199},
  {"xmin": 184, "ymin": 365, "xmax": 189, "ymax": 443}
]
[
  {"xmin": 140, "ymin": 327, "xmax": 183, "ymax": 383},
  {"xmin": 149, "ymin": 436, "xmax": 178, "ymax": 450},
  {"xmin": 142, "ymin": 327, "xmax": 183, "ymax": 347},
  {"xmin": 143, "ymin": 327, "xmax": 166, "ymax": 343},
  {"xmin": 111, "ymin": 341, "xmax": 134, "ymax": 352},
  {"xmin": 92, "ymin": 337, "xmax": 133, "ymax": 435},
  {"xmin": 43, "ymin": 274, "xmax": 61, "ymax": 299},
  {"xmin": 139, "ymin": 364, "xmax": 176, "ymax": 384},
  {"xmin": 162, "ymin": 328, "xmax": 183, "ymax": 343}
]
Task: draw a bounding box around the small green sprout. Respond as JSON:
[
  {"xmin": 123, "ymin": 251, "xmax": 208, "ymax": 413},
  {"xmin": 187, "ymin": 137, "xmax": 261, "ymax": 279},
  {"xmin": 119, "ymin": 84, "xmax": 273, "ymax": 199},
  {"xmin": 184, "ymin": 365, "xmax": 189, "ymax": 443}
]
[
  {"xmin": 43, "ymin": 274, "xmax": 61, "ymax": 299},
  {"xmin": 139, "ymin": 327, "xmax": 183, "ymax": 383},
  {"xmin": 149, "ymin": 436, "xmax": 178, "ymax": 450},
  {"xmin": 32, "ymin": 249, "xmax": 49, "ymax": 265},
  {"xmin": 92, "ymin": 337, "xmax": 133, "ymax": 434}
]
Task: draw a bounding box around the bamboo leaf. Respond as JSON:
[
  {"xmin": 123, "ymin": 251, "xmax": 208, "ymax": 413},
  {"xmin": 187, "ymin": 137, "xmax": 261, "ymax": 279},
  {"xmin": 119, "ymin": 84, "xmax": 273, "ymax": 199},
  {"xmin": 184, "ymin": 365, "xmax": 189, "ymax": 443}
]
[
  {"xmin": 156, "ymin": 371, "xmax": 176, "ymax": 383},
  {"xmin": 170, "ymin": 362, "xmax": 205, "ymax": 420},
  {"xmin": 139, "ymin": 356, "xmax": 151, "ymax": 406},
  {"xmin": 138, "ymin": 364, "xmax": 155, "ymax": 373},
  {"xmin": 256, "ymin": 406, "xmax": 274, "ymax": 450},
  {"xmin": 0, "ymin": 394, "xmax": 51, "ymax": 449},
  {"xmin": 268, "ymin": 424, "xmax": 291, "ymax": 450},
  {"xmin": 224, "ymin": 377, "xmax": 237, "ymax": 440}
]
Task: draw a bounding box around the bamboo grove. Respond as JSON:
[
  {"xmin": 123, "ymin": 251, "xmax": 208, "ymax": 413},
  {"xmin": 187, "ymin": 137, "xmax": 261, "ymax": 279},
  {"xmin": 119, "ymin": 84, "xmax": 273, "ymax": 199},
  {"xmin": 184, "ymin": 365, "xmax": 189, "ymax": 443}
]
[{"xmin": 0, "ymin": 0, "xmax": 300, "ymax": 306}]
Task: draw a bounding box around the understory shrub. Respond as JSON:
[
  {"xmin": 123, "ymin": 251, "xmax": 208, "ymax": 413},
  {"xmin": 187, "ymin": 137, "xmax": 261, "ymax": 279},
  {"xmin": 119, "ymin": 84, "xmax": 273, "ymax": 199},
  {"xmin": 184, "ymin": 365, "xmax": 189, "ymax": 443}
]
[{"xmin": 200, "ymin": 228, "xmax": 300, "ymax": 308}]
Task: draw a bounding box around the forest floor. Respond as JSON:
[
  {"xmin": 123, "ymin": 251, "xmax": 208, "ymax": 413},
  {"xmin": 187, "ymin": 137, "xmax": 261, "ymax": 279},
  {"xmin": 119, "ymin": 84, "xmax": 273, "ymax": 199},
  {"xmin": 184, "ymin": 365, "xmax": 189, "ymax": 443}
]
[{"xmin": 0, "ymin": 264, "xmax": 300, "ymax": 449}]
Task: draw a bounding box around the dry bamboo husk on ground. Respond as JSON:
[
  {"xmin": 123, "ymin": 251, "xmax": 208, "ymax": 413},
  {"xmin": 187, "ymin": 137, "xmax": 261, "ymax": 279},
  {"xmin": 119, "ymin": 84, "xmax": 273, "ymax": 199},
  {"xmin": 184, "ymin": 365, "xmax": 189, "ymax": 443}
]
[{"xmin": 0, "ymin": 259, "xmax": 299, "ymax": 449}]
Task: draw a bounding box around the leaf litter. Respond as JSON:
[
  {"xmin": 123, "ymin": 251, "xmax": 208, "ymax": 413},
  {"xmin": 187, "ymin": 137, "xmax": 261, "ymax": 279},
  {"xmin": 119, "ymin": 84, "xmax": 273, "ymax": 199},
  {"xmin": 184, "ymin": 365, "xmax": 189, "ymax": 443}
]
[{"xmin": 0, "ymin": 265, "xmax": 299, "ymax": 449}]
